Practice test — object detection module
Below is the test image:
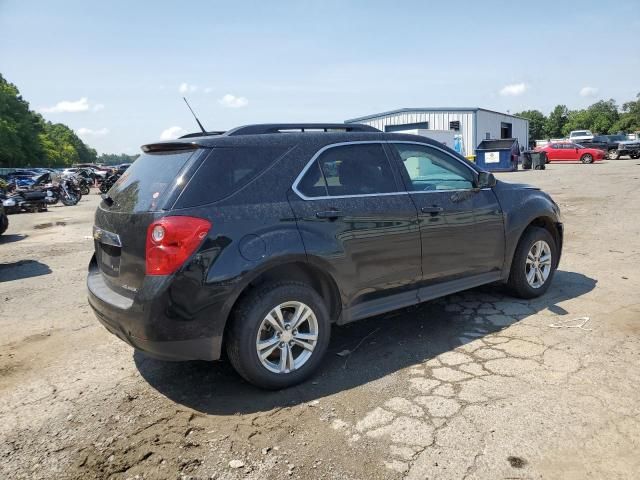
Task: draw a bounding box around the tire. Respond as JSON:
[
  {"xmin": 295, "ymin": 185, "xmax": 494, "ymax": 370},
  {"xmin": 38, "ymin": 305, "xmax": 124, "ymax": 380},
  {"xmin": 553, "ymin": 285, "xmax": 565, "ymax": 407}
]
[
  {"xmin": 607, "ymin": 149, "xmax": 619, "ymax": 160},
  {"xmin": 580, "ymin": 153, "xmax": 593, "ymax": 164},
  {"xmin": 507, "ymin": 226, "xmax": 557, "ymax": 299},
  {"xmin": 631, "ymin": 153, "xmax": 640, "ymax": 160},
  {"xmin": 81, "ymin": 185, "xmax": 90, "ymax": 195},
  {"xmin": 226, "ymin": 281, "xmax": 331, "ymax": 390},
  {"xmin": 99, "ymin": 183, "xmax": 109, "ymax": 194},
  {"xmin": 0, "ymin": 214, "xmax": 8, "ymax": 235},
  {"xmin": 61, "ymin": 193, "xmax": 78, "ymax": 206}
]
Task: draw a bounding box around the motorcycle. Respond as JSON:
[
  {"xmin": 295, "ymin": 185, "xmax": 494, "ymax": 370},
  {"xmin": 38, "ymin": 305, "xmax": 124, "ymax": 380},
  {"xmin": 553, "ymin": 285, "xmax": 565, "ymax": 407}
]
[
  {"xmin": 99, "ymin": 172, "xmax": 121, "ymax": 194},
  {"xmin": 63, "ymin": 175, "xmax": 83, "ymax": 202},
  {"xmin": 33, "ymin": 174, "xmax": 81, "ymax": 206},
  {"xmin": 1, "ymin": 189, "xmax": 48, "ymax": 214}
]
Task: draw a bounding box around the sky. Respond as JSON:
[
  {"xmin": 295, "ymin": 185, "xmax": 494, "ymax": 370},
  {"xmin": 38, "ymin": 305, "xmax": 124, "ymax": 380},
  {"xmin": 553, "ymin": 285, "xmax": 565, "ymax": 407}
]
[{"xmin": 1, "ymin": 0, "xmax": 639, "ymax": 154}]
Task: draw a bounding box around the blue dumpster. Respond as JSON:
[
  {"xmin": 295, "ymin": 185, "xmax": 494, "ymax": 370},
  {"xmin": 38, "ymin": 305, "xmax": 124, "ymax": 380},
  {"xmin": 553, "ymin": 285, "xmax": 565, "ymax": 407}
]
[{"xmin": 475, "ymin": 139, "xmax": 520, "ymax": 172}]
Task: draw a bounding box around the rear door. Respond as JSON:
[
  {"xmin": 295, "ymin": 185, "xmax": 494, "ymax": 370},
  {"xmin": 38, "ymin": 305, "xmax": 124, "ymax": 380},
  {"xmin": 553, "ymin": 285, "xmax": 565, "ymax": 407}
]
[
  {"xmin": 289, "ymin": 142, "xmax": 422, "ymax": 312},
  {"xmin": 387, "ymin": 142, "xmax": 505, "ymax": 284},
  {"xmin": 93, "ymin": 147, "xmax": 203, "ymax": 296}
]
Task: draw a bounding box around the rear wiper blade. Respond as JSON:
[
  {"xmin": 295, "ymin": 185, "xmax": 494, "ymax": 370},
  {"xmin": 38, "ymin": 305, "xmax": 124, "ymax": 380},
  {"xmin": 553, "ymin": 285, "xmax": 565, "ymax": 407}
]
[{"xmin": 101, "ymin": 193, "xmax": 114, "ymax": 207}]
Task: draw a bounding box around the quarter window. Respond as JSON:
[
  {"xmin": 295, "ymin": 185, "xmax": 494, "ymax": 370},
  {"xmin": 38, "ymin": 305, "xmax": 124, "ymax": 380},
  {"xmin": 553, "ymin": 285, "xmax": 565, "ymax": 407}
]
[
  {"xmin": 391, "ymin": 143, "xmax": 474, "ymax": 191},
  {"xmin": 297, "ymin": 143, "xmax": 397, "ymax": 197}
]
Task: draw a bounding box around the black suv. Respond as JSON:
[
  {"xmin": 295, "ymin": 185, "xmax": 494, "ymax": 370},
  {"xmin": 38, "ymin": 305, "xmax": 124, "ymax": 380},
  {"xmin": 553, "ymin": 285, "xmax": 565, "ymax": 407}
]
[
  {"xmin": 580, "ymin": 134, "xmax": 631, "ymax": 159},
  {"xmin": 88, "ymin": 124, "xmax": 563, "ymax": 389}
]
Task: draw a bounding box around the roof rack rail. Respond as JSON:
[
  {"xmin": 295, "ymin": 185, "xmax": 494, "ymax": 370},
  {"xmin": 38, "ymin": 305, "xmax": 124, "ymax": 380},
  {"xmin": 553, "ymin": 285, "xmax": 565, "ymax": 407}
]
[
  {"xmin": 224, "ymin": 123, "xmax": 380, "ymax": 136},
  {"xmin": 179, "ymin": 131, "xmax": 226, "ymax": 139}
]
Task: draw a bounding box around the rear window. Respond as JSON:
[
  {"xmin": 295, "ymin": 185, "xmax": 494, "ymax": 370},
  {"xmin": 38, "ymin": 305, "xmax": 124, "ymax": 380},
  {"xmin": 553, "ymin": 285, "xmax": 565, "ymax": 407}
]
[
  {"xmin": 107, "ymin": 151, "xmax": 194, "ymax": 212},
  {"xmin": 175, "ymin": 146, "xmax": 289, "ymax": 207}
]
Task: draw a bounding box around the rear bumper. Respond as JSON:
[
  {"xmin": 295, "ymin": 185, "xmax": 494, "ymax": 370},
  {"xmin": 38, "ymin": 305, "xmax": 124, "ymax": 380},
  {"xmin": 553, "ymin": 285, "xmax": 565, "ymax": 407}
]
[
  {"xmin": 91, "ymin": 303, "xmax": 221, "ymax": 361},
  {"xmin": 87, "ymin": 259, "xmax": 223, "ymax": 361}
]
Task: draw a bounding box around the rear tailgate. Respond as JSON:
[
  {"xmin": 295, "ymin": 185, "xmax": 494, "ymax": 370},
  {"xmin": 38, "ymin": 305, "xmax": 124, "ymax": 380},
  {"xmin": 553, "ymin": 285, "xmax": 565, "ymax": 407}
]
[{"xmin": 93, "ymin": 147, "xmax": 204, "ymax": 297}]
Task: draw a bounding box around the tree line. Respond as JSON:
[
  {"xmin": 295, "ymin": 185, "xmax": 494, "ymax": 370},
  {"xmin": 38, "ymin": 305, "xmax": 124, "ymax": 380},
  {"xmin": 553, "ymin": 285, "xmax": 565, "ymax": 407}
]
[
  {"xmin": 0, "ymin": 73, "xmax": 102, "ymax": 168},
  {"xmin": 516, "ymin": 95, "xmax": 640, "ymax": 142}
]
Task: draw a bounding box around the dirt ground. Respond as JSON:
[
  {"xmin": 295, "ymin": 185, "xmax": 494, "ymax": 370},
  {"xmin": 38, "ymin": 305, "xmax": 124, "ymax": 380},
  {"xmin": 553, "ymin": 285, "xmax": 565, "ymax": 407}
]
[{"xmin": 1, "ymin": 159, "xmax": 639, "ymax": 480}]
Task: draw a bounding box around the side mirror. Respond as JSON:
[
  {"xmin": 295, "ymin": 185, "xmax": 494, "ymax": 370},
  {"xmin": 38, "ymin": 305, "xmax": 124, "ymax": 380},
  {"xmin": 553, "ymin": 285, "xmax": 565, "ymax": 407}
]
[{"xmin": 477, "ymin": 171, "xmax": 497, "ymax": 188}]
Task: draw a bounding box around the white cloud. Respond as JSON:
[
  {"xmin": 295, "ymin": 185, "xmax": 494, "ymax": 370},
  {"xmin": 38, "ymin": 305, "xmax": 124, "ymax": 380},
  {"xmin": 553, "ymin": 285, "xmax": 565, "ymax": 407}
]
[
  {"xmin": 40, "ymin": 97, "xmax": 90, "ymax": 113},
  {"xmin": 92, "ymin": 103, "xmax": 105, "ymax": 112},
  {"xmin": 499, "ymin": 83, "xmax": 528, "ymax": 97},
  {"xmin": 203, "ymin": 87, "xmax": 213, "ymax": 94},
  {"xmin": 579, "ymin": 86, "xmax": 599, "ymax": 97},
  {"xmin": 160, "ymin": 126, "xmax": 187, "ymax": 140},
  {"xmin": 77, "ymin": 127, "xmax": 109, "ymax": 136},
  {"xmin": 219, "ymin": 94, "xmax": 248, "ymax": 108},
  {"xmin": 179, "ymin": 82, "xmax": 198, "ymax": 94}
]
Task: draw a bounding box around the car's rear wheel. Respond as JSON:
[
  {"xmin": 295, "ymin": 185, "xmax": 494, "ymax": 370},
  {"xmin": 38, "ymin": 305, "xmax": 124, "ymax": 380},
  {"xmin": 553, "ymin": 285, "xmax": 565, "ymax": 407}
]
[
  {"xmin": 580, "ymin": 153, "xmax": 594, "ymax": 164},
  {"xmin": 507, "ymin": 227, "xmax": 557, "ymax": 299},
  {"xmin": 631, "ymin": 153, "xmax": 640, "ymax": 159},
  {"xmin": 608, "ymin": 149, "xmax": 620, "ymax": 160},
  {"xmin": 226, "ymin": 281, "xmax": 330, "ymax": 389}
]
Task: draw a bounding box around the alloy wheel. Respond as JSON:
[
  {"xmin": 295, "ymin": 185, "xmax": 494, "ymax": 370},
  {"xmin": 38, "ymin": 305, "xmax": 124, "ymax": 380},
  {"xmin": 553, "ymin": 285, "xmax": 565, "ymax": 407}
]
[
  {"xmin": 256, "ymin": 301, "xmax": 319, "ymax": 374},
  {"xmin": 525, "ymin": 240, "xmax": 552, "ymax": 288}
]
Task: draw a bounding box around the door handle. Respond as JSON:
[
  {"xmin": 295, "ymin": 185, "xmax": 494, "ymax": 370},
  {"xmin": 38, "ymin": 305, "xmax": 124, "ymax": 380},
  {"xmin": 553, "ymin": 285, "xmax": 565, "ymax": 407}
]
[
  {"xmin": 315, "ymin": 210, "xmax": 343, "ymax": 219},
  {"xmin": 421, "ymin": 206, "xmax": 443, "ymax": 214}
]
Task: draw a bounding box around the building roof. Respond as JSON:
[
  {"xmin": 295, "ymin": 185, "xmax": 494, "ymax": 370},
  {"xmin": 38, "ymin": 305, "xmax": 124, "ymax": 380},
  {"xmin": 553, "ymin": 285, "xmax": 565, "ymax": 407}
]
[{"xmin": 345, "ymin": 107, "xmax": 528, "ymax": 124}]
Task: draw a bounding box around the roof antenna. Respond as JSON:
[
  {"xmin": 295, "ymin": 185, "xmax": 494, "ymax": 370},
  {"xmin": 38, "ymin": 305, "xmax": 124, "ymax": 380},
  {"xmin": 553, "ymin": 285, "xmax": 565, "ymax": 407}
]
[{"xmin": 182, "ymin": 97, "xmax": 206, "ymax": 133}]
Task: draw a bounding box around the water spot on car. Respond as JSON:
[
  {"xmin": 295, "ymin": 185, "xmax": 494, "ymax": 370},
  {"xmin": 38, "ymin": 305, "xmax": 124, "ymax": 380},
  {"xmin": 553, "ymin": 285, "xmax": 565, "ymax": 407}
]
[{"xmin": 507, "ymin": 456, "xmax": 527, "ymax": 469}]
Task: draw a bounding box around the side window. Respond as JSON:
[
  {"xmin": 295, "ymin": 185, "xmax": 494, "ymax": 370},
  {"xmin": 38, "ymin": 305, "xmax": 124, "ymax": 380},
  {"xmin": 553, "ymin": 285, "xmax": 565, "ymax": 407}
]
[
  {"xmin": 297, "ymin": 143, "xmax": 397, "ymax": 197},
  {"xmin": 391, "ymin": 143, "xmax": 475, "ymax": 191}
]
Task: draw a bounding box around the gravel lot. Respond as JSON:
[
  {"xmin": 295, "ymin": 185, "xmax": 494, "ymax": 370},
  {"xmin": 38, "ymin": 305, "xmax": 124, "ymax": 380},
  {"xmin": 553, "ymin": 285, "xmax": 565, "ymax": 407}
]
[{"xmin": 1, "ymin": 160, "xmax": 639, "ymax": 480}]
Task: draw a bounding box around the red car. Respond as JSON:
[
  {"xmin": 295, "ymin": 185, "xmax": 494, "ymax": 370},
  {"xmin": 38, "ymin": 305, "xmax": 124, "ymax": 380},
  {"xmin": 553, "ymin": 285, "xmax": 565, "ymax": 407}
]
[{"xmin": 536, "ymin": 142, "xmax": 605, "ymax": 164}]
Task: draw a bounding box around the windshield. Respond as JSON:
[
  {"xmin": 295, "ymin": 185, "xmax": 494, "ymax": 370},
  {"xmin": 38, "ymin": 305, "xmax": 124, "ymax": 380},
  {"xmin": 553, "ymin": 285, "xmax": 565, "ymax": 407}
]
[{"xmin": 106, "ymin": 150, "xmax": 196, "ymax": 212}]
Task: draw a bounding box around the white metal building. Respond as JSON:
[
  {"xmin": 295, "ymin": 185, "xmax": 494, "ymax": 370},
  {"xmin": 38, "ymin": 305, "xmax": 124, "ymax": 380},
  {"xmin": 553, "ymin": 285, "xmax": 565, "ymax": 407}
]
[{"xmin": 345, "ymin": 108, "xmax": 529, "ymax": 156}]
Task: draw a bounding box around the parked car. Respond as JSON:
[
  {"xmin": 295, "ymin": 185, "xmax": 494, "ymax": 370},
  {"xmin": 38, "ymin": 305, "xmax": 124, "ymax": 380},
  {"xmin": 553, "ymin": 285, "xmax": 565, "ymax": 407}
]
[
  {"xmin": 614, "ymin": 138, "xmax": 640, "ymax": 159},
  {"xmin": 580, "ymin": 134, "xmax": 628, "ymax": 159},
  {"xmin": 535, "ymin": 142, "xmax": 605, "ymax": 163},
  {"xmin": 88, "ymin": 123, "xmax": 563, "ymax": 389},
  {"xmin": 568, "ymin": 130, "xmax": 594, "ymax": 143}
]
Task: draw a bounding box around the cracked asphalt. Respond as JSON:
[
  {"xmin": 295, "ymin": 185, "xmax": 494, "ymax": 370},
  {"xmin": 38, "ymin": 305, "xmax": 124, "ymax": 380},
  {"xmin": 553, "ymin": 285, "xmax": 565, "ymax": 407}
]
[{"xmin": 1, "ymin": 160, "xmax": 639, "ymax": 479}]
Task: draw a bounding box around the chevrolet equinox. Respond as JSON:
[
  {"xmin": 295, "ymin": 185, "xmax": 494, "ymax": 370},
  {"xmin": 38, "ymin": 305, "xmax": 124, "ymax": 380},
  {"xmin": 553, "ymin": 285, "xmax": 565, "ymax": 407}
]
[{"xmin": 88, "ymin": 123, "xmax": 563, "ymax": 389}]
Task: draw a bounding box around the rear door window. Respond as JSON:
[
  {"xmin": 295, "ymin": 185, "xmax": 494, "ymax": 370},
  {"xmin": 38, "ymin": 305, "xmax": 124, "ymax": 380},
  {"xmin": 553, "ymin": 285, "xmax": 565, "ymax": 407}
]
[
  {"xmin": 107, "ymin": 150, "xmax": 195, "ymax": 212},
  {"xmin": 176, "ymin": 146, "xmax": 289, "ymax": 207},
  {"xmin": 297, "ymin": 143, "xmax": 397, "ymax": 198}
]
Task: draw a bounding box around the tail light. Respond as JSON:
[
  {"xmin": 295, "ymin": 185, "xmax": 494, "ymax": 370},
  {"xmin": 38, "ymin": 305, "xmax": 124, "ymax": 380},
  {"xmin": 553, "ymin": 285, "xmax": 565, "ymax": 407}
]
[{"xmin": 146, "ymin": 216, "xmax": 211, "ymax": 275}]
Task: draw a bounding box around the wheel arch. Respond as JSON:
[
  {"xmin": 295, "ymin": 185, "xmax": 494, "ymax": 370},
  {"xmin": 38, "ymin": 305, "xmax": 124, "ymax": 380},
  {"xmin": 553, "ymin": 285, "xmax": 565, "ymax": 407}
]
[
  {"xmin": 503, "ymin": 213, "xmax": 563, "ymax": 280},
  {"xmin": 221, "ymin": 260, "xmax": 342, "ymax": 344}
]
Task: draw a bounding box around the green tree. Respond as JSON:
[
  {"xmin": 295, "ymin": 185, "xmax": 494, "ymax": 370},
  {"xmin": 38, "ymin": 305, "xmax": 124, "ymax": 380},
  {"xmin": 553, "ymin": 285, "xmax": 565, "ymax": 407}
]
[
  {"xmin": 0, "ymin": 72, "xmax": 98, "ymax": 168},
  {"xmin": 96, "ymin": 153, "xmax": 139, "ymax": 166},
  {"xmin": 545, "ymin": 105, "xmax": 569, "ymax": 138},
  {"xmin": 562, "ymin": 99, "xmax": 620, "ymax": 136},
  {"xmin": 611, "ymin": 93, "xmax": 640, "ymax": 133},
  {"xmin": 515, "ymin": 110, "xmax": 546, "ymax": 142},
  {"xmin": 0, "ymin": 73, "xmax": 43, "ymax": 167}
]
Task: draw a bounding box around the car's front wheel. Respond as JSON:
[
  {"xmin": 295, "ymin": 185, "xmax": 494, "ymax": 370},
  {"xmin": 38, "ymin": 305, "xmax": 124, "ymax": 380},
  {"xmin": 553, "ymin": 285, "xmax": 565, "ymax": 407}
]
[
  {"xmin": 580, "ymin": 153, "xmax": 594, "ymax": 164},
  {"xmin": 608, "ymin": 149, "xmax": 620, "ymax": 160},
  {"xmin": 507, "ymin": 227, "xmax": 557, "ymax": 299},
  {"xmin": 226, "ymin": 281, "xmax": 331, "ymax": 389}
]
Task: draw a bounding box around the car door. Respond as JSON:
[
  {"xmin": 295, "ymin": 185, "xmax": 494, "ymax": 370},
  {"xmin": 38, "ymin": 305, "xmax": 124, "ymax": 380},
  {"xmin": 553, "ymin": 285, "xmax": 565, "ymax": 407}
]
[
  {"xmin": 288, "ymin": 142, "xmax": 422, "ymax": 317},
  {"xmin": 387, "ymin": 142, "xmax": 505, "ymax": 286},
  {"xmin": 559, "ymin": 143, "xmax": 577, "ymax": 160}
]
